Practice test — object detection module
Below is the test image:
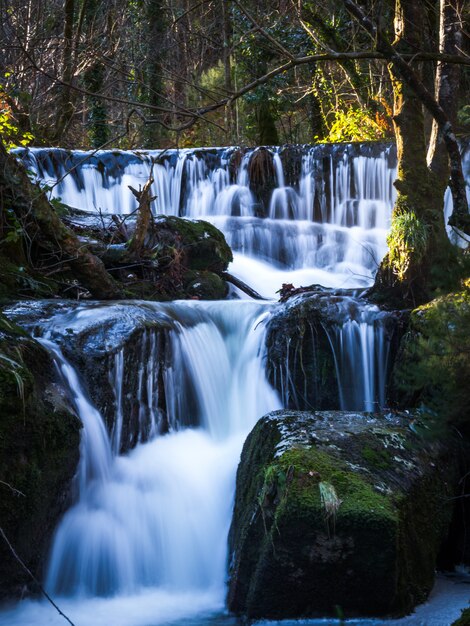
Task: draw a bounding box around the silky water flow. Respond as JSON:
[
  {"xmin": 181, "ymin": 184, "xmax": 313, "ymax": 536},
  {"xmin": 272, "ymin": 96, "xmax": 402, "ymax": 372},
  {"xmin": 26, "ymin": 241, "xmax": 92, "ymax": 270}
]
[{"xmin": 2, "ymin": 141, "xmax": 470, "ymax": 625}]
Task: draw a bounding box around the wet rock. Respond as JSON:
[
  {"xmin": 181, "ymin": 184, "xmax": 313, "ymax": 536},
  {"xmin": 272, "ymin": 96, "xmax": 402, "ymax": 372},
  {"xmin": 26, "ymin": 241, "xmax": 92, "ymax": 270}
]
[
  {"xmin": 4, "ymin": 301, "xmax": 204, "ymax": 454},
  {"xmin": 0, "ymin": 313, "xmax": 80, "ymax": 598},
  {"xmin": 227, "ymin": 409, "xmax": 458, "ymax": 620},
  {"xmin": 247, "ymin": 148, "xmax": 276, "ymax": 217},
  {"xmin": 183, "ymin": 270, "xmax": 228, "ymax": 300},
  {"xmin": 279, "ymin": 145, "xmax": 303, "ymax": 189},
  {"xmin": 265, "ymin": 289, "xmax": 406, "ymax": 411}
]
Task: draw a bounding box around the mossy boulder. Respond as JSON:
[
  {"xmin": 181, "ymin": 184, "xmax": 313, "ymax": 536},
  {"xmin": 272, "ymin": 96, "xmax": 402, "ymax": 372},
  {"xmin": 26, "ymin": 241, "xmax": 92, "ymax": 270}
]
[
  {"xmin": 183, "ymin": 270, "xmax": 228, "ymax": 300},
  {"xmin": 392, "ymin": 287, "xmax": 470, "ymax": 436},
  {"xmin": 0, "ymin": 313, "xmax": 80, "ymax": 598},
  {"xmin": 77, "ymin": 212, "xmax": 233, "ymax": 300},
  {"xmin": 228, "ymin": 410, "xmax": 458, "ymax": 620},
  {"xmin": 153, "ymin": 216, "xmax": 232, "ymax": 274}
]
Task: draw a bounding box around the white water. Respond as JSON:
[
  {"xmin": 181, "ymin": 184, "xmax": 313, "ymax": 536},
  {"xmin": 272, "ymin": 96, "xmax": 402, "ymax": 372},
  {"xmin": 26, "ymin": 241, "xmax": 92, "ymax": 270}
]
[
  {"xmin": 3, "ymin": 143, "xmax": 470, "ymax": 625},
  {"xmin": 16, "ymin": 144, "xmax": 397, "ymax": 296},
  {"xmin": 0, "ymin": 301, "xmax": 281, "ymax": 625},
  {"xmin": 17, "ymin": 141, "xmax": 470, "ymax": 297}
]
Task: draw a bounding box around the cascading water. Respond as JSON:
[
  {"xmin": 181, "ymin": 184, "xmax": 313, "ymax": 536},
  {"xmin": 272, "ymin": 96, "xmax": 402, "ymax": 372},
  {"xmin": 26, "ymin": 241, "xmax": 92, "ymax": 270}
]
[
  {"xmin": 16, "ymin": 140, "xmax": 470, "ymax": 296},
  {"xmin": 3, "ymin": 141, "xmax": 470, "ymax": 625},
  {"xmin": 0, "ymin": 301, "xmax": 280, "ymax": 626},
  {"xmin": 322, "ymin": 301, "xmax": 392, "ymax": 412},
  {"xmin": 15, "ymin": 143, "xmax": 400, "ymax": 296}
]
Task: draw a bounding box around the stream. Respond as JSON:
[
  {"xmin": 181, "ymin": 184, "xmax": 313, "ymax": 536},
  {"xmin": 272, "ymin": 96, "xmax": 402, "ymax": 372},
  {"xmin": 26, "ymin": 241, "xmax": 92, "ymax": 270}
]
[{"xmin": 1, "ymin": 142, "xmax": 470, "ymax": 625}]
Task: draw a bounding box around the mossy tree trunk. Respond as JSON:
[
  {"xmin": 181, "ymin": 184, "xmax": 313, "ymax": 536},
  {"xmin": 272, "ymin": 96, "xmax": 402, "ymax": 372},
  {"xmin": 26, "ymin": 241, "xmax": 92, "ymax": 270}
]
[
  {"xmin": 385, "ymin": 0, "xmax": 452, "ymax": 300},
  {"xmin": 344, "ymin": 0, "xmax": 467, "ymax": 304}
]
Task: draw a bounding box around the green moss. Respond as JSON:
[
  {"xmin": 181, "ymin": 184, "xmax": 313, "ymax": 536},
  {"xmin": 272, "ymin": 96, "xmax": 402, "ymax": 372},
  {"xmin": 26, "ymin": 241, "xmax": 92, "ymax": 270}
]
[
  {"xmin": 453, "ymin": 608, "xmax": 470, "ymax": 625},
  {"xmin": 0, "ymin": 325, "xmax": 80, "ymax": 597},
  {"xmin": 361, "ymin": 444, "xmax": 393, "ymax": 469},
  {"xmin": 393, "ymin": 287, "xmax": 470, "ymax": 436},
  {"xmin": 159, "ymin": 216, "xmax": 233, "ymax": 272},
  {"xmin": 183, "ymin": 270, "xmax": 228, "ymax": 300},
  {"xmin": 275, "ymin": 447, "xmax": 396, "ymax": 522}
]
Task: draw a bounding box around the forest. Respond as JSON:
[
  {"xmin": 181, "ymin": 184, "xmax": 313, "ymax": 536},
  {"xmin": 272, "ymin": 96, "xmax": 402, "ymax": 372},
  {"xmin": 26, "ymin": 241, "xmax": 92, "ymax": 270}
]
[{"xmin": 1, "ymin": 1, "xmax": 470, "ymax": 626}]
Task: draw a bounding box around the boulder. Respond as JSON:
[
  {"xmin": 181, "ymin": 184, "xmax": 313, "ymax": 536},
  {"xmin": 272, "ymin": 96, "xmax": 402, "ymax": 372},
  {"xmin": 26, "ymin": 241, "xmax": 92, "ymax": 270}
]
[{"xmin": 228, "ymin": 410, "xmax": 457, "ymax": 620}]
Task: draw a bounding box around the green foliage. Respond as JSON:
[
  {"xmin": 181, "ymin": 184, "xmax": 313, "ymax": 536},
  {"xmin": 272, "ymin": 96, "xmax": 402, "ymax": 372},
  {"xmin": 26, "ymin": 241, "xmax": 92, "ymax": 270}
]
[
  {"xmin": 387, "ymin": 212, "xmax": 429, "ymax": 281},
  {"xmin": 395, "ymin": 288, "xmax": 470, "ymax": 435},
  {"xmin": 0, "ymin": 82, "xmax": 33, "ymax": 151},
  {"xmin": 457, "ymin": 105, "xmax": 470, "ymax": 130},
  {"xmin": 324, "ymin": 106, "xmax": 391, "ymax": 143},
  {"xmin": 452, "ymin": 608, "xmax": 470, "ymax": 626}
]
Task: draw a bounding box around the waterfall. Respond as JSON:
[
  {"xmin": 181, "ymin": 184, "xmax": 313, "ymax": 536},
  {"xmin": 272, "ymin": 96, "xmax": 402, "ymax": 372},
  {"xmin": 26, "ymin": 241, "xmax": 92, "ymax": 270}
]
[
  {"xmin": 14, "ymin": 143, "xmax": 399, "ymax": 295},
  {"xmin": 31, "ymin": 302, "xmax": 280, "ymax": 608},
  {"xmin": 16, "ymin": 140, "xmax": 469, "ymax": 297},
  {"xmin": 322, "ymin": 302, "xmax": 391, "ymax": 412},
  {"xmin": 3, "ymin": 141, "xmax": 469, "ymax": 625}
]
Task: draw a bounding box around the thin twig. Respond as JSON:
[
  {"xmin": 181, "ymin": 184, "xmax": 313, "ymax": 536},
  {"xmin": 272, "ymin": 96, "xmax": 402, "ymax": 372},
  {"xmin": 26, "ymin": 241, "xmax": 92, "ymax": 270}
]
[
  {"xmin": 0, "ymin": 480, "xmax": 25, "ymax": 497},
  {"xmin": 0, "ymin": 527, "xmax": 76, "ymax": 626}
]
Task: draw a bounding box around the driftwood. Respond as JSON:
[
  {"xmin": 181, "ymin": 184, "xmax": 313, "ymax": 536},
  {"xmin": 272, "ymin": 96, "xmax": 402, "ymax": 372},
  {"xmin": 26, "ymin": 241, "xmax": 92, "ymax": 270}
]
[
  {"xmin": 127, "ymin": 166, "xmax": 156, "ymax": 256},
  {"xmin": 222, "ymin": 272, "xmax": 266, "ymax": 300}
]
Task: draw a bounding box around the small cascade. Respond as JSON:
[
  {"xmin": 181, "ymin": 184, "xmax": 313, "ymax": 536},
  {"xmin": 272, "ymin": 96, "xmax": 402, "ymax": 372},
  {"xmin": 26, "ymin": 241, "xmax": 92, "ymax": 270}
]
[
  {"xmin": 37, "ymin": 338, "xmax": 112, "ymax": 493},
  {"xmin": 34, "ymin": 300, "xmax": 281, "ymax": 600},
  {"xmin": 265, "ymin": 291, "xmax": 395, "ymax": 414},
  {"xmin": 323, "ymin": 304, "xmax": 391, "ymax": 412},
  {"xmin": 14, "ymin": 143, "xmax": 403, "ymax": 294}
]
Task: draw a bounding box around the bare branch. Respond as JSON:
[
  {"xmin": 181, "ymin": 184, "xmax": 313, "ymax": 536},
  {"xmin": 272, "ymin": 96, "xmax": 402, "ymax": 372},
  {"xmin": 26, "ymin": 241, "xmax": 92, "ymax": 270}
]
[{"xmin": 0, "ymin": 527, "xmax": 76, "ymax": 626}]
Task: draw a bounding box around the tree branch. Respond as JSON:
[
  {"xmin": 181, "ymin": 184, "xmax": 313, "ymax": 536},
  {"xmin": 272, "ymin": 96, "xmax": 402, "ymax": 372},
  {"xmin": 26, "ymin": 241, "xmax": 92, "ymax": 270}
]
[
  {"xmin": 342, "ymin": 0, "xmax": 470, "ymax": 235},
  {"xmin": 0, "ymin": 527, "xmax": 76, "ymax": 626}
]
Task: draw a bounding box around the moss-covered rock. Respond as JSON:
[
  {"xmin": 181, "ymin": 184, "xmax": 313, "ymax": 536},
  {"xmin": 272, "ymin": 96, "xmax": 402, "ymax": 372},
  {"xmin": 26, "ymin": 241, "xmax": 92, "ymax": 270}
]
[
  {"xmin": 153, "ymin": 216, "xmax": 232, "ymax": 273},
  {"xmin": 183, "ymin": 270, "xmax": 228, "ymax": 300},
  {"xmin": 228, "ymin": 410, "xmax": 458, "ymax": 620},
  {"xmin": 393, "ymin": 286, "xmax": 470, "ymax": 435},
  {"xmin": 0, "ymin": 313, "xmax": 80, "ymax": 598},
  {"xmin": 76, "ymin": 212, "xmax": 233, "ymax": 300},
  {"xmin": 453, "ymin": 608, "xmax": 470, "ymax": 625}
]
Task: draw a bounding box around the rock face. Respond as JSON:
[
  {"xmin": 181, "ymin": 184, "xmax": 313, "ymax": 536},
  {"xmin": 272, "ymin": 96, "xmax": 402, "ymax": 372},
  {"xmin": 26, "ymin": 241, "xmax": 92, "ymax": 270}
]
[
  {"xmin": 0, "ymin": 314, "xmax": 80, "ymax": 598},
  {"xmin": 227, "ymin": 410, "xmax": 457, "ymax": 620},
  {"xmin": 265, "ymin": 289, "xmax": 406, "ymax": 411}
]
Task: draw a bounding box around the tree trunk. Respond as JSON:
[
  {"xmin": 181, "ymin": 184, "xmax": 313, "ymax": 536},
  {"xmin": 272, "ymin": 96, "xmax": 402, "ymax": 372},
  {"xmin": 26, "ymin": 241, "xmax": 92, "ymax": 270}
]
[
  {"xmin": 1, "ymin": 144, "xmax": 122, "ymax": 299},
  {"xmin": 54, "ymin": 0, "xmax": 76, "ymax": 142},
  {"xmin": 427, "ymin": 0, "xmax": 463, "ymax": 183},
  {"xmin": 128, "ymin": 170, "xmax": 156, "ymax": 256},
  {"xmin": 382, "ymin": 0, "xmax": 450, "ymax": 300},
  {"xmin": 344, "ymin": 0, "xmax": 467, "ymax": 303},
  {"xmin": 221, "ymin": 0, "xmax": 236, "ymax": 142}
]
